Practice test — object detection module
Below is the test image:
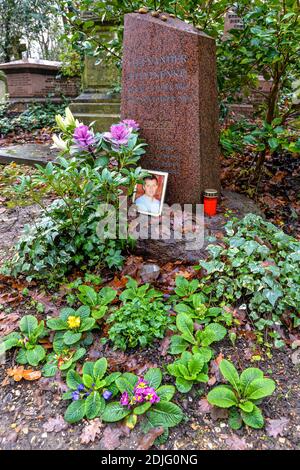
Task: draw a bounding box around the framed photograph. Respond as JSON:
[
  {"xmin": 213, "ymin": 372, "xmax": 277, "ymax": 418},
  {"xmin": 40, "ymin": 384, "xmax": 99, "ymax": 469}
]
[{"xmin": 132, "ymin": 170, "xmax": 168, "ymax": 216}]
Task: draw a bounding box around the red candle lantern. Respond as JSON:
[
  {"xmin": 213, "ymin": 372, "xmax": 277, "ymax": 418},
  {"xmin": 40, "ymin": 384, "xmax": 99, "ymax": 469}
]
[{"xmin": 204, "ymin": 189, "xmax": 218, "ymax": 217}]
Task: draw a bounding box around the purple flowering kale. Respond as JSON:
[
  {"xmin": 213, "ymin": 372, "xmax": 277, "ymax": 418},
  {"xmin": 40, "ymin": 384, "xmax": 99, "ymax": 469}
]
[
  {"xmin": 103, "ymin": 123, "xmax": 132, "ymax": 147},
  {"xmin": 122, "ymin": 119, "xmax": 140, "ymax": 131},
  {"xmin": 73, "ymin": 125, "xmax": 96, "ymax": 148}
]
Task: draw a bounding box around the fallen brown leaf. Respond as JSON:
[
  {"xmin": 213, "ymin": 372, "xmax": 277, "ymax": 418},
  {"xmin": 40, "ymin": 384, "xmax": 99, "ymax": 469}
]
[
  {"xmin": 80, "ymin": 419, "xmax": 103, "ymax": 444},
  {"xmin": 137, "ymin": 427, "xmax": 164, "ymax": 450}
]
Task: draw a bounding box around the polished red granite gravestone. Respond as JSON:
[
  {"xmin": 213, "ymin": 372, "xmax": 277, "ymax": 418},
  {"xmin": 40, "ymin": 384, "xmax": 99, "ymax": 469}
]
[{"xmin": 121, "ymin": 12, "xmax": 220, "ymax": 205}]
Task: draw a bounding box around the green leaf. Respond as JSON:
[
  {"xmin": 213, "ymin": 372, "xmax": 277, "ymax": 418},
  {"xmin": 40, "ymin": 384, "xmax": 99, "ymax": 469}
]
[
  {"xmin": 64, "ymin": 399, "xmax": 86, "ymax": 424},
  {"xmin": 239, "ymin": 401, "xmax": 254, "ymax": 413},
  {"xmin": 205, "ymin": 323, "xmax": 227, "ymax": 342},
  {"xmin": 92, "ymin": 306, "xmax": 107, "ymax": 320},
  {"xmin": 66, "ymin": 369, "xmax": 83, "ymax": 390},
  {"xmin": 83, "ymin": 374, "xmax": 94, "ymax": 388},
  {"xmin": 156, "ymin": 385, "xmax": 175, "ymax": 402},
  {"xmin": 240, "ymin": 368, "xmax": 264, "ymax": 396},
  {"xmin": 144, "ymin": 368, "xmax": 162, "ymax": 389},
  {"xmin": 16, "ymin": 348, "xmax": 28, "ymax": 364},
  {"xmin": 147, "ymin": 401, "xmax": 183, "ymax": 428},
  {"xmin": 188, "ymin": 355, "xmax": 204, "ymax": 377},
  {"xmin": 47, "ymin": 318, "xmax": 67, "ymax": 331},
  {"xmin": 116, "ymin": 376, "xmax": 135, "ymax": 395},
  {"xmin": 101, "ymin": 402, "xmax": 131, "ymax": 422},
  {"xmin": 76, "ymin": 306, "xmax": 91, "ymax": 319},
  {"xmin": 85, "ymin": 391, "xmax": 105, "ymax": 419},
  {"xmin": 93, "ymin": 357, "xmax": 107, "ymax": 380},
  {"xmin": 246, "ymin": 378, "xmax": 276, "ymax": 400},
  {"xmin": 99, "ymin": 287, "xmax": 117, "ymax": 305},
  {"xmin": 60, "ymin": 308, "xmax": 76, "ymax": 321},
  {"xmin": 176, "ymin": 313, "xmax": 195, "ymax": 344},
  {"xmin": 169, "ymin": 335, "xmax": 188, "ymax": 354},
  {"xmin": 26, "ymin": 345, "xmax": 45, "ymax": 366},
  {"xmin": 241, "ymin": 405, "xmax": 264, "ymax": 429},
  {"xmin": 219, "ymin": 360, "xmax": 240, "ymax": 391},
  {"xmin": 82, "ymin": 361, "xmax": 94, "ymax": 376},
  {"xmin": 20, "ymin": 315, "xmax": 38, "ymax": 335},
  {"xmin": 42, "ymin": 360, "xmax": 58, "ymax": 377},
  {"xmin": 77, "ymin": 286, "xmax": 98, "ymax": 306},
  {"xmin": 175, "ymin": 377, "xmax": 193, "ymax": 393},
  {"xmin": 174, "ymin": 303, "xmax": 193, "ymax": 315},
  {"xmin": 207, "ymin": 385, "xmax": 238, "ymax": 408},
  {"xmin": 133, "ymin": 402, "xmax": 152, "ymax": 415},
  {"xmin": 79, "ymin": 317, "xmax": 96, "ymax": 332},
  {"xmin": 228, "ymin": 408, "xmax": 243, "ymax": 430},
  {"xmin": 63, "ymin": 330, "xmax": 82, "ymax": 345}
]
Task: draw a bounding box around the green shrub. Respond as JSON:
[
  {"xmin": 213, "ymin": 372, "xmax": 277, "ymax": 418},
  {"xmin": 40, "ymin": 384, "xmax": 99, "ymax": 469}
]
[
  {"xmin": 207, "ymin": 359, "xmax": 276, "ymax": 429},
  {"xmin": 102, "ymin": 368, "xmax": 183, "ymax": 441},
  {"xmin": 0, "ymin": 315, "xmax": 47, "ymax": 366},
  {"xmin": 3, "ymin": 108, "xmax": 147, "ymax": 281},
  {"xmin": 169, "ymin": 313, "xmax": 227, "ymax": 355},
  {"xmin": 107, "ymin": 279, "xmax": 173, "ymax": 351},
  {"xmin": 198, "ymin": 214, "xmax": 300, "ymax": 344},
  {"xmin": 47, "ymin": 306, "xmax": 97, "ymax": 347},
  {"xmin": 167, "ymin": 351, "xmax": 210, "ymax": 393},
  {"xmin": 63, "ymin": 358, "xmax": 121, "ymax": 423},
  {"xmin": 0, "ymin": 99, "xmax": 69, "ymax": 136}
]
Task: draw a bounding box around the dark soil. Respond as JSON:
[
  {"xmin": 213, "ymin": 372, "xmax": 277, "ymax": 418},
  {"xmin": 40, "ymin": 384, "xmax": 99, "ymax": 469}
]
[{"xmin": 0, "ymin": 335, "xmax": 299, "ymax": 450}]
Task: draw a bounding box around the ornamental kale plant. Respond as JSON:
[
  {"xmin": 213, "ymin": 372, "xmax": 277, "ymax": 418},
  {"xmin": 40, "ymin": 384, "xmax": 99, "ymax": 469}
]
[
  {"xmin": 207, "ymin": 359, "xmax": 276, "ymax": 429},
  {"xmin": 107, "ymin": 281, "xmax": 173, "ymax": 350},
  {"xmin": 198, "ymin": 214, "xmax": 300, "ymax": 343},
  {"xmin": 167, "ymin": 351, "xmax": 211, "ymax": 393},
  {"xmin": 3, "ymin": 108, "xmax": 147, "ymax": 281},
  {"xmin": 76, "ymin": 285, "xmax": 117, "ymax": 320},
  {"xmin": 62, "ymin": 358, "xmax": 121, "ymax": 423},
  {"xmin": 102, "ymin": 367, "xmax": 183, "ymax": 438},
  {"xmin": 169, "ymin": 312, "xmax": 227, "ymax": 355},
  {"xmin": 47, "ymin": 306, "xmax": 97, "ymax": 347},
  {"xmin": 0, "ymin": 315, "xmax": 47, "ymax": 366}
]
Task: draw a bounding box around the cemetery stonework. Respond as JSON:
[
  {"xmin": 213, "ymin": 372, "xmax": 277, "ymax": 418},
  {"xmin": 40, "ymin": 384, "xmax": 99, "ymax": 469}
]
[{"xmin": 121, "ymin": 12, "xmax": 220, "ymax": 205}]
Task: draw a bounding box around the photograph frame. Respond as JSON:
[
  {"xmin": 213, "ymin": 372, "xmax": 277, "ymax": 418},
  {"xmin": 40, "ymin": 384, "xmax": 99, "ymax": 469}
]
[{"xmin": 132, "ymin": 169, "xmax": 169, "ymax": 217}]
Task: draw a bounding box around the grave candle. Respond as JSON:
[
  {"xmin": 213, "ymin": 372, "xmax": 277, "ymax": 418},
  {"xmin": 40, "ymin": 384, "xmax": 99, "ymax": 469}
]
[{"xmin": 204, "ymin": 189, "xmax": 218, "ymax": 216}]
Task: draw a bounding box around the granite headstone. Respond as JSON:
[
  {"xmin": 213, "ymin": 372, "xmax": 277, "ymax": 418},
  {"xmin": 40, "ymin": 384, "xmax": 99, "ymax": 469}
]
[{"xmin": 121, "ymin": 12, "xmax": 220, "ymax": 205}]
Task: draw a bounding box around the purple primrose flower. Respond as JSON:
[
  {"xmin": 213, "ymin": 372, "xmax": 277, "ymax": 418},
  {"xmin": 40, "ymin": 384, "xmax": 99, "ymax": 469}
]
[
  {"xmin": 103, "ymin": 390, "xmax": 113, "ymax": 400},
  {"xmin": 103, "ymin": 123, "xmax": 132, "ymax": 147},
  {"xmin": 120, "ymin": 391, "xmax": 130, "ymax": 406},
  {"xmin": 73, "ymin": 125, "xmax": 96, "ymax": 148},
  {"xmin": 72, "ymin": 391, "xmax": 80, "ymax": 401},
  {"xmin": 77, "ymin": 384, "xmax": 85, "ymax": 392}
]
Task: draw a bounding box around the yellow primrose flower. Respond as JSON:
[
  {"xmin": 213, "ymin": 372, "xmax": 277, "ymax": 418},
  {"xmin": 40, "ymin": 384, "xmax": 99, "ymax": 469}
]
[{"xmin": 67, "ymin": 316, "xmax": 81, "ymax": 329}]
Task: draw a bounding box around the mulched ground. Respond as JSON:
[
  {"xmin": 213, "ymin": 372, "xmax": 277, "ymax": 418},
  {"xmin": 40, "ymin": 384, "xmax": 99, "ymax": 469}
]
[{"xmin": 0, "ymin": 149, "xmax": 299, "ymax": 450}]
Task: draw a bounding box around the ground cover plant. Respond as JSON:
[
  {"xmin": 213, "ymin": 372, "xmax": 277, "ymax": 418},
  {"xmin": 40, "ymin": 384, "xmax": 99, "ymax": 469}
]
[{"xmin": 198, "ymin": 214, "xmax": 300, "ymax": 345}]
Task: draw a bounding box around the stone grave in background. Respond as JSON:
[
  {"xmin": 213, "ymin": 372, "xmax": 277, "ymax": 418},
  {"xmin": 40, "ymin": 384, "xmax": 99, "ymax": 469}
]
[
  {"xmin": 0, "ymin": 59, "xmax": 80, "ymax": 112},
  {"xmin": 121, "ymin": 11, "xmax": 220, "ymax": 205},
  {"xmin": 0, "ymin": 71, "xmax": 8, "ymax": 104},
  {"xmin": 70, "ymin": 18, "xmax": 120, "ymax": 132},
  {"xmin": 223, "ymin": 7, "xmax": 272, "ymax": 118}
]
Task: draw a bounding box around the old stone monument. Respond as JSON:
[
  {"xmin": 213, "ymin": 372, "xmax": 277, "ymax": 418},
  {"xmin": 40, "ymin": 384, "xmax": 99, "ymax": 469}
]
[
  {"xmin": 121, "ymin": 12, "xmax": 220, "ymax": 205},
  {"xmin": 0, "ymin": 71, "xmax": 8, "ymax": 104},
  {"xmin": 70, "ymin": 17, "xmax": 121, "ymax": 132}
]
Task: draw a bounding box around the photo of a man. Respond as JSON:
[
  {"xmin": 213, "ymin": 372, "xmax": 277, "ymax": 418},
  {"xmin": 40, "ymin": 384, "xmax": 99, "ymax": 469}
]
[
  {"xmin": 133, "ymin": 170, "xmax": 168, "ymax": 216},
  {"xmin": 135, "ymin": 175, "xmax": 160, "ymax": 214}
]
